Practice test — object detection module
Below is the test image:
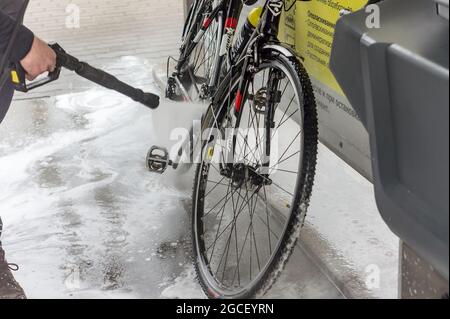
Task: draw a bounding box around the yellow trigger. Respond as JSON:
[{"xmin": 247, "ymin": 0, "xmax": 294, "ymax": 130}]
[{"xmin": 11, "ymin": 70, "xmax": 20, "ymax": 84}]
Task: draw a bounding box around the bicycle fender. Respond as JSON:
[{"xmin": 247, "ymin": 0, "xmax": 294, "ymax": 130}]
[{"xmin": 261, "ymin": 43, "xmax": 296, "ymax": 59}]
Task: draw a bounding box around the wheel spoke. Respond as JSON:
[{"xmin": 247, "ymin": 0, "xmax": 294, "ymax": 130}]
[
  {"xmin": 203, "ymin": 176, "xmax": 234, "ymax": 218},
  {"xmin": 208, "ymin": 177, "xmax": 233, "ymax": 262},
  {"xmin": 269, "ymin": 150, "xmax": 300, "ymax": 170},
  {"xmin": 262, "ymin": 185, "xmax": 273, "ymax": 255},
  {"xmin": 206, "ymin": 187, "xmax": 259, "ymax": 254},
  {"xmin": 275, "ymin": 130, "xmax": 301, "ymax": 168}
]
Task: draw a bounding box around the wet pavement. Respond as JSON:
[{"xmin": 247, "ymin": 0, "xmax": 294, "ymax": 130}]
[{"xmin": 0, "ymin": 56, "xmax": 344, "ymax": 298}]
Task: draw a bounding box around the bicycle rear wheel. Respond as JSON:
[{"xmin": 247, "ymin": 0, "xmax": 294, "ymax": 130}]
[
  {"xmin": 191, "ymin": 51, "xmax": 319, "ymax": 298},
  {"xmin": 168, "ymin": 0, "xmax": 224, "ymax": 102}
]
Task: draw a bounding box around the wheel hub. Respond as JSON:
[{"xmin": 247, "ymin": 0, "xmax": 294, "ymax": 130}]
[
  {"xmin": 231, "ymin": 163, "xmax": 247, "ymax": 189},
  {"xmin": 230, "ymin": 163, "xmax": 272, "ymax": 189}
]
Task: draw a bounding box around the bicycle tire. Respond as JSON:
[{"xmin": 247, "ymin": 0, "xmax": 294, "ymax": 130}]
[{"xmin": 191, "ymin": 49, "xmax": 319, "ymax": 299}]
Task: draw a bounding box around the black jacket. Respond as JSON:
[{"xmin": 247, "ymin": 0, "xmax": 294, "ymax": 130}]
[
  {"xmin": 0, "ymin": 10, "xmax": 34, "ymax": 62},
  {"xmin": 0, "ymin": 3, "xmax": 34, "ymax": 123}
]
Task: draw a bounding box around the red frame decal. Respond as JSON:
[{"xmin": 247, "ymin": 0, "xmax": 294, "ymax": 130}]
[
  {"xmin": 225, "ymin": 17, "xmax": 238, "ymax": 29},
  {"xmin": 235, "ymin": 91, "xmax": 243, "ymax": 112},
  {"xmin": 202, "ymin": 17, "xmax": 212, "ymax": 29}
]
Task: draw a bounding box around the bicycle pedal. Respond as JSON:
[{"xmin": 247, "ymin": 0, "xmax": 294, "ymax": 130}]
[{"xmin": 146, "ymin": 146, "xmax": 173, "ymax": 174}]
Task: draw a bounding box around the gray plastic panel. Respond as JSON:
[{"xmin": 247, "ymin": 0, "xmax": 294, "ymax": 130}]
[
  {"xmin": 435, "ymin": 0, "xmax": 449, "ymax": 19},
  {"xmin": 330, "ymin": 0, "xmax": 449, "ymax": 279}
]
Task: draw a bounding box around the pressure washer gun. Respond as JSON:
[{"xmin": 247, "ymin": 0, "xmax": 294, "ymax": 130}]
[{"xmin": 9, "ymin": 43, "xmax": 159, "ymax": 109}]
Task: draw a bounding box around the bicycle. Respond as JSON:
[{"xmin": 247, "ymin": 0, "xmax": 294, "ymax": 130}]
[{"xmin": 148, "ymin": 0, "xmax": 318, "ymax": 298}]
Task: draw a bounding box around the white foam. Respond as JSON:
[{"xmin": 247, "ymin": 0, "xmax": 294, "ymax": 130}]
[{"xmin": 160, "ymin": 266, "xmax": 205, "ymax": 299}]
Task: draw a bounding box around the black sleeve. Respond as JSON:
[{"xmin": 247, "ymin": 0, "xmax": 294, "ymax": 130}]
[{"xmin": 0, "ymin": 10, "xmax": 34, "ymax": 62}]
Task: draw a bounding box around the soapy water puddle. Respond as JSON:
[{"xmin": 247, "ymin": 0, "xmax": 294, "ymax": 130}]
[
  {"xmin": 0, "ymin": 56, "xmax": 196, "ymax": 298},
  {"xmin": 0, "ymin": 56, "xmax": 342, "ymax": 299}
]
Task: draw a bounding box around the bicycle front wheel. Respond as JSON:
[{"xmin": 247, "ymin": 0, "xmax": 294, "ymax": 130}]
[{"xmin": 191, "ymin": 51, "xmax": 319, "ymax": 298}]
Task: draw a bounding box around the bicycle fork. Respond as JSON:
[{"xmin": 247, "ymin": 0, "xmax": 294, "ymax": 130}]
[{"xmin": 227, "ymin": 62, "xmax": 280, "ymax": 183}]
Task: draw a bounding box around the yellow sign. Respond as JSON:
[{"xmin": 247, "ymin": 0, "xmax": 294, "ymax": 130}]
[{"xmin": 280, "ymin": 0, "xmax": 367, "ymax": 95}]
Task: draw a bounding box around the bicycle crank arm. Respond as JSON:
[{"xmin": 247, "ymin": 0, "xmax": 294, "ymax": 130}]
[{"xmin": 50, "ymin": 43, "xmax": 159, "ymax": 109}]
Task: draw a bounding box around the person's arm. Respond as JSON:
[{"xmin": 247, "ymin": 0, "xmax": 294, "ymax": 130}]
[
  {"xmin": 1, "ymin": 10, "xmax": 56, "ymax": 81},
  {"xmin": 0, "ymin": 10, "xmax": 34, "ymax": 62}
]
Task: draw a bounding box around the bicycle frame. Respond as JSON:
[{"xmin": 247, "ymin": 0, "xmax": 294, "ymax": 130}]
[
  {"xmin": 173, "ymin": 1, "xmax": 285, "ymax": 166},
  {"xmin": 158, "ymin": 0, "xmax": 293, "ymax": 172}
]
